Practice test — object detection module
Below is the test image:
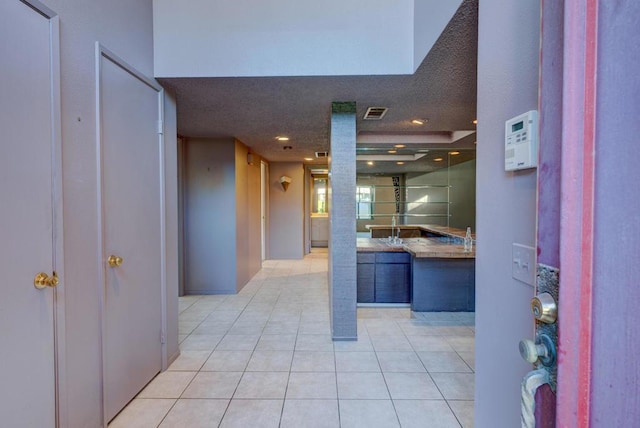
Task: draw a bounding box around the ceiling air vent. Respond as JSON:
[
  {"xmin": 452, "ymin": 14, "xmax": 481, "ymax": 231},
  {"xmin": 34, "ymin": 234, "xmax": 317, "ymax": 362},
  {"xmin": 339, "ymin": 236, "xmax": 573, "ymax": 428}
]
[
  {"xmin": 363, "ymin": 107, "xmax": 389, "ymax": 120},
  {"xmin": 315, "ymin": 151, "xmax": 328, "ymax": 158}
]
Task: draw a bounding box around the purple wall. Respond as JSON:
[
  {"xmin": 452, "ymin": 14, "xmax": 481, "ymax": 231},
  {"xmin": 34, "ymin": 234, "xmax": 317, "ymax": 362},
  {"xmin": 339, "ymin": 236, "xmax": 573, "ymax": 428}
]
[
  {"xmin": 536, "ymin": 0, "xmax": 564, "ymax": 269},
  {"xmin": 475, "ymin": 1, "xmax": 540, "ymax": 426},
  {"xmin": 591, "ymin": 1, "xmax": 640, "ymax": 424}
]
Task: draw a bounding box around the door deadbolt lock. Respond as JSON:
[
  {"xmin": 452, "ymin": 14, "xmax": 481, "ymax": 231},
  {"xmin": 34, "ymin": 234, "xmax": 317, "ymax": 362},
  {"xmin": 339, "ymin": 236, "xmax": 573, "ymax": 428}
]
[
  {"xmin": 531, "ymin": 292, "xmax": 557, "ymax": 323},
  {"xmin": 108, "ymin": 255, "xmax": 124, "ymax": 267},
  {"xmin": 34, "ymin": 271, "xmax": 59, "ymax": 289}
]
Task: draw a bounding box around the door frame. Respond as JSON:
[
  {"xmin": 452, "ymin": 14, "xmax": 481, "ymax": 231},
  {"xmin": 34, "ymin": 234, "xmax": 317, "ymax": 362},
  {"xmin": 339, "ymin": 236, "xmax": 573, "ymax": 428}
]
[
  {"xmin": 556, "ymin": 0, "xmax": 598, "ymax": 425},
  {"xmin": 261, "ymin": 160, "xmax": 269, "ymax": 261},
  {"xmin": 94, "ymin": 43, "xmax": 167, "ymax": 426},
  {"xmin": 15, "ymin": 1, "xmax": 67, "ymax": 426}
]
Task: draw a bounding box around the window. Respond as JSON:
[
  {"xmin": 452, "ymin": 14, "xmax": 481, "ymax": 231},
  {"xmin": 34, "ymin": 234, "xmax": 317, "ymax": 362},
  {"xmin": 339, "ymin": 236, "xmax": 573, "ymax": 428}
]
[{"xmin": 356, "ymin": 186, "xmax": 373, "ymax": 219}]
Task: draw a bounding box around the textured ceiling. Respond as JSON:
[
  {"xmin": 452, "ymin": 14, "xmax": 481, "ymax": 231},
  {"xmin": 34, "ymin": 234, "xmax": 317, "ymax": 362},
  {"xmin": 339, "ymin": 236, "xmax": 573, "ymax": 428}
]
[{"xmin": 158, "ymin": 0, "xmax": 478, "ymax": 172}]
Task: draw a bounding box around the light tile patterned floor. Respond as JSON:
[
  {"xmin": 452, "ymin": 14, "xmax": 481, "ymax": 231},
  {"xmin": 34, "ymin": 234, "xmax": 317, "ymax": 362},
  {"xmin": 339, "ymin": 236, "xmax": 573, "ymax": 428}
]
[{"xmin": 110, "ymin": 252, "xmax": 475, "ymax": 427}]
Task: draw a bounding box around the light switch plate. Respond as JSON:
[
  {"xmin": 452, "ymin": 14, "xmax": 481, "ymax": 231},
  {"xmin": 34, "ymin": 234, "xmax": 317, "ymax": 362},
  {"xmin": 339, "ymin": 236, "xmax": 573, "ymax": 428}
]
[{"xmin": 512, "ymin": 243, "xmax": 536, "ymax": 286}]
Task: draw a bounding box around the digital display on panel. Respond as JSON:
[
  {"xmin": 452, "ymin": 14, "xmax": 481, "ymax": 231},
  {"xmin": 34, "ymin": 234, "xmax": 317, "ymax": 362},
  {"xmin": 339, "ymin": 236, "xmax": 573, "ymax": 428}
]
[{"xmin": 512, "ymin": 121, "xmax": 524, "ymax": 132}]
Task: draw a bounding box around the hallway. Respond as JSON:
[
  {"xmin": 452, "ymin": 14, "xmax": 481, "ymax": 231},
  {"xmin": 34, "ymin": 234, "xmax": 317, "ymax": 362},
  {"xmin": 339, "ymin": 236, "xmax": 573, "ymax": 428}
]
[{"xmin": 110, "ymin": 253, "xmax": 475, "ymax": 427}]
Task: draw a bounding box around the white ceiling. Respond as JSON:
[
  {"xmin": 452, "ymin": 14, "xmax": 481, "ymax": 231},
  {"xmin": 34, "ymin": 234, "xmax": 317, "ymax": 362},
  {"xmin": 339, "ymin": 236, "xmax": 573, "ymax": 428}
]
[{"xmin": 158, "ymin": 0, "xmax": 478, "ymax": 173}]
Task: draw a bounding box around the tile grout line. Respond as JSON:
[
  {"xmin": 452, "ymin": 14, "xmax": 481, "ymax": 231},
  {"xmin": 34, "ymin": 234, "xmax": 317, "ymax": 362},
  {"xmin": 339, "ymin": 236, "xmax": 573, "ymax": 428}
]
[{"xmin": 169, "ymin": 255, "xmax": 474, "ymax": 427}]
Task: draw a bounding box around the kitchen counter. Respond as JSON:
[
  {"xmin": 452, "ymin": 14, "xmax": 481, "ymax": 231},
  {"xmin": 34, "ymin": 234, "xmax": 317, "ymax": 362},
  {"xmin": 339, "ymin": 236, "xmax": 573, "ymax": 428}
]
[
  {"xmin": 357, "ymin": 237, "xmax": 475, "ymax": 259},
  {"xmin": 366, "ymin": 224, "xmax": 476, "ymax": 241}
]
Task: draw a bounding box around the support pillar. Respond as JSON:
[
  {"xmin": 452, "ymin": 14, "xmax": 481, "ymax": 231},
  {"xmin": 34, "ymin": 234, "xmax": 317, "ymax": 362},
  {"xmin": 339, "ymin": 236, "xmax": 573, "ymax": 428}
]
[{"xmin": 328, "ymin": 102, "xmax": 357, "ymax": 340}]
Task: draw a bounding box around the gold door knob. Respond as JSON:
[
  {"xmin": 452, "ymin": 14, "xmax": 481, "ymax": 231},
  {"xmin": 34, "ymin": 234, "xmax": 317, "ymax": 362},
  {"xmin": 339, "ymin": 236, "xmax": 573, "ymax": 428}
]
[
  {"xmin": 108, "ymin": 255, "xmax": 124, "ymax": 267},
  {"xmin": 34, "ymin": 271, "xmax": 59, "ymax": 289}
]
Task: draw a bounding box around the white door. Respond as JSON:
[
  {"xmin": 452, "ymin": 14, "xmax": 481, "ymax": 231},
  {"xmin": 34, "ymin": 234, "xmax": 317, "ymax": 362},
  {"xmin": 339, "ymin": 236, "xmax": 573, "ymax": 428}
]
[
  {"xmin": 97, "ymin": 49, "xmax": 164, "ymax": 422},
  {"xmin": 0, "ymin": 1, "xmax": 60, "ymax": 427}
]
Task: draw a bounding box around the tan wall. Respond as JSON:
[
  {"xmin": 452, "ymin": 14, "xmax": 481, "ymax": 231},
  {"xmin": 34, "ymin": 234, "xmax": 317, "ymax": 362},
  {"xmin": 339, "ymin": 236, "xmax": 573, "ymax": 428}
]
[
  {"xmin": 235, "ymin": 140, "xmax": 262, "ymax": 289},
  {"xmin": 269, "ymin": 162, "xmax": 304, "ymax": 259}
]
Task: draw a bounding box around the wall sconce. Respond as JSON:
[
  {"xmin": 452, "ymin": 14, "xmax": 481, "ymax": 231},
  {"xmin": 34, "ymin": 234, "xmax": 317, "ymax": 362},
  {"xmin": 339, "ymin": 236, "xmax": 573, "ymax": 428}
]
[
  {"xmin": 279, "ymin": 175, "xmax": 292, "ymax": 192},
  {"xmin": 247, "ymin": 153, "xmax": 254, "ymax": 165}
]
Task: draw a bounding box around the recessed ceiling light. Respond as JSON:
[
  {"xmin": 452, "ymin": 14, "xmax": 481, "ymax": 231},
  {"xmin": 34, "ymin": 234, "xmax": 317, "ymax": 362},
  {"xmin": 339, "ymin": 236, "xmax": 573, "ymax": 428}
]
[
  {"xmin": 449, "ymin": 151, "xmax": 460, "ymax": 155},
  {"xmin": 276, "ymin": 136, "xmax": 290, "ymax": 141},
  {"xmin": 417, "ymin": 149, "xmax": 430, "ymax": 153},
  {"xmin": 367, "ymin": 161, "xmax": 374, "ymax": 166},
  {"xmin": 388, "ymin": 150, "xmax": 397, "ymax": 154},
  {"xmin": 396, "ymin": 161, "xmax": 405, "ymax": 165},
  {"xmin": 394, "ymin": 144, "xmax": 406, "ymax": 148},
  {"xmin": 434, "ymin": 157, "xmax": 443, "ymax": 162},
  {"xmin": 304, "ymin": 157, "xmax": 313, "ymax": 161},
  {"xmin": 472, "ymin": 119, "xmax": 478, "ymax": 125},
  {"xmin": 411, "ymin": 119, "xmax": 427, "ymax": 125}
]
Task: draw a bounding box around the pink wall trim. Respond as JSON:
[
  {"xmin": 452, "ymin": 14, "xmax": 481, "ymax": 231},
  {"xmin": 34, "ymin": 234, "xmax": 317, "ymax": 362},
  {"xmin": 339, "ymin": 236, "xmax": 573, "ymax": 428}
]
[{"xmin": 557, "ymin": 0, "xmax": 598, "ymax": 426}]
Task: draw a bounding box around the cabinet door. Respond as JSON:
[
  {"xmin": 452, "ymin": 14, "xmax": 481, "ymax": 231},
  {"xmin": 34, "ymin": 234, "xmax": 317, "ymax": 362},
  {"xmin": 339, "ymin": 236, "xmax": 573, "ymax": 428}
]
[
  {"xmin": 357, "ymin": 263, "xmax": 375, "ymax": 303},
  {"xmin": 375, "ymin": 264, "xmax": 411, "ymax": 303}
]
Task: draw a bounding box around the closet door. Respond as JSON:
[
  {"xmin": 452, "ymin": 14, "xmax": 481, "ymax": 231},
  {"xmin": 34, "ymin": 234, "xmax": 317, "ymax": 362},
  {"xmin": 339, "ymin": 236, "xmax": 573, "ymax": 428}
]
[
  {"xmin": 97, "ymin": 47, "xmax": 164, "ymax": 422},
  {"xmin": 0, "ymin": 1, "xmax": 61, "ymax": 426}
]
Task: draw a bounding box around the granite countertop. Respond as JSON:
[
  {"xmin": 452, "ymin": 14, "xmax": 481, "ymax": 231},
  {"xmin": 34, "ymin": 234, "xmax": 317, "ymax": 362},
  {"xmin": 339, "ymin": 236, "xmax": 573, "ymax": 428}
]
[
  {"xmin": 357, "ymin": 237, "xmax": 476, "ymax": 259},
  {"xmin": 365, "ymin": 224, "xmax": 476, "ymax": 241}
]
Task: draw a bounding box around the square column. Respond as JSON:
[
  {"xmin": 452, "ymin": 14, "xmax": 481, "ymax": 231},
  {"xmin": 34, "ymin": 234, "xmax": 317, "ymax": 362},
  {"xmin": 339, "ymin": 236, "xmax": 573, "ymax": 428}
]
[{"xmin": 328, "ymin": 102, "xmax": 357, "ymax": 340}]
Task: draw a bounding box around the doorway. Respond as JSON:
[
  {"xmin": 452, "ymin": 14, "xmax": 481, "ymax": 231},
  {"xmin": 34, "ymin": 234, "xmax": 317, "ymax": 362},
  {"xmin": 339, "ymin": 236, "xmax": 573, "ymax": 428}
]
[{"xmin": 309, "ymin": 168, "xmax": 329, "ymax": 249}]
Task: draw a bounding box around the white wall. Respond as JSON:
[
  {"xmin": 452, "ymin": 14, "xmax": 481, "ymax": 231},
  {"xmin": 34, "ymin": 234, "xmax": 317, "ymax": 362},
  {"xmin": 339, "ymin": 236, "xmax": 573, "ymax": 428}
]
[
  {"xmin": 153, "ymin": 0, "xmax": 460, "ymax": 77},
  {"xmin": 39, "ymin": 1, "xmax": 178, "ymax": 426},
  {"xmin": 413, "ymin": 0, "xmax": 462, "ymax": 69},
  {"xmin": 184, "ymin": 139, "xmax": 237, "ymax": 294},
  {"xmin": 475, "ymin": 0, "xmax": 540, "ymax": 426},
  {"xmin": 269, "ymin": 162, "xmax": 304, "ymax": 259}
]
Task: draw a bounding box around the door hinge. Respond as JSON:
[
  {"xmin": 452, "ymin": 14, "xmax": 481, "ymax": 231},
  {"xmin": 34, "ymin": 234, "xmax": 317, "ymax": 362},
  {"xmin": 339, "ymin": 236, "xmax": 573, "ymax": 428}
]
[
  {"xmin": 160, "ymin": 331, "xmax": 166, "ymax": 344},
  {"xmin": 157, "ymin": 120, "xmax": 164, "ymax": 135}
]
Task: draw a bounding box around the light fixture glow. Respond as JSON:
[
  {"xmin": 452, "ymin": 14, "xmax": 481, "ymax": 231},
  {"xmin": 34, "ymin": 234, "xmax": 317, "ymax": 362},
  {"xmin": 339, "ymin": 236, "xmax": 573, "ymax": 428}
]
[
  {"xmin": 472, "ymin": 119, "xmax": 478, "ymax": 125},
  {"xmin": 434, "ymin": 157, "xmax": 444, "ymax": 162},
  {"xmin": 279, "ymin": 175, "xmax": 292, "ymax": 192},
  {"xmin": 367, "ymin": 161, "xmax": 374, "ymax": 166},
  {"xmin": 394, "ymin": 144, "xmax": 406, "ymax": 148},
  {"xmin": 396, "ymin": 161, "xmax": 405, "ymax": 165},
  {"xmin": 411, "ymin": 119, "xmax": 425, "ymax": 125},
  {"xmin": 304, "ymin": 157, "xmax": 313, "ymax": 161},
  {"xmin": 449, "ymin": 151, "xmax": 460, "ymax": 155},
  {"xmin": 276, "ymin": 136, "xmax": 290, "ymax": 141},
  {"xmin": 387, "ymin": 150, "xmax": 397, "ymax": 154}
]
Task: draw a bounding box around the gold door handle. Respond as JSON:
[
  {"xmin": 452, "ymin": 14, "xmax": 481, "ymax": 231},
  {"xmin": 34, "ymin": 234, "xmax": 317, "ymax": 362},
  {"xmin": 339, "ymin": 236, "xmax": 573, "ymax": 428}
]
[
  {"xmin": 108, "ymin": 255, "xmax": 124, "ymax": 267},
  {"xmin": 34, "ymin": 271, "xmax": 59, "ymax": 289}
]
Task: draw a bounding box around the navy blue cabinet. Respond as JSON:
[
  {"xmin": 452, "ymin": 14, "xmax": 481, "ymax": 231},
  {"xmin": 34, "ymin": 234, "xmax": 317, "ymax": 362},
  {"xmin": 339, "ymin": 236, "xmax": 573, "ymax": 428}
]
[
  {"xmin": 411, "ymin": 258, "xmax": 475, "ymax": 311},
  {"xmin": 357, "ymin": 252, "xmax": 411, "ymax": 303}
]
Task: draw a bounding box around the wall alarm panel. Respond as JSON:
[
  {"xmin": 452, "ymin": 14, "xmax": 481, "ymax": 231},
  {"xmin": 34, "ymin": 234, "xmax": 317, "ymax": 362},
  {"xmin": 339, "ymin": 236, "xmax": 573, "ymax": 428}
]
[{"xmin": 505, "ymin": 110, "xmax": 538, "ymax": 171}]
